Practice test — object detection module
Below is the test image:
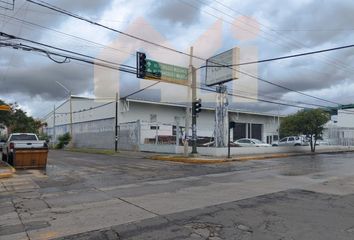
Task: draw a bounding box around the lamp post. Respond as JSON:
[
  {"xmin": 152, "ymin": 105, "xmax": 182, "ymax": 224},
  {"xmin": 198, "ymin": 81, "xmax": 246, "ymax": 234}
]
[{"xmin": 55, "ymin": 81, "xmax": 73, "ymax": 143}]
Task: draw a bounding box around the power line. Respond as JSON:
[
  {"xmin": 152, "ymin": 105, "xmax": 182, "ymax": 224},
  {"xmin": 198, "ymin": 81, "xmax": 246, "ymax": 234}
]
[
  {"xmin": 200, "ymin": 44, "xmax": 354, "ymax": 67},
  {"xmin": 1, "ymin": 33, "xmax": 346, "ymax": 113},
  {"xmin": 1, "ymin": 29, "xmax": 344, "ymax": 108},
  {"xmin": 199, "ymin": 83, "xmax": 333, "ymax": 109},
  {"xmin": 198, "ymin": 86, "xmax": 321, "ymax": 110},
  {"xmin": 25, "ymin": 0, "xmax": 195, "ymax": 60},
  {"xmin": 0, "ymin": 12, "xmax": 136, "ymax": 58},
  {"xmin": 201, "ymin": 0, "xmax": 354, "ymax": 75},
  {"xmin": 0, "ymin": 32, "xmax": 136, "ymax": 69},
  {"xmin": 0, "ymin": 41, "xmax": 137, "ymax": 74},
  {"xmin": 24, "ymin": 0, "xmax": 345, "ymax": 107},
  {"xmin": 2, "ymin": 39, "xmax": 349, "ymax": 118},
  {"xmin": 52, "ymin": 81, "xmax": 162, "ymax": 116},
  {"xmin": 55, "ymin": 100, "xmax": 114, "ymax": 115},
  {"xmin": 2, "ymin": 39, "xmax": 331, "ymax": 113}
]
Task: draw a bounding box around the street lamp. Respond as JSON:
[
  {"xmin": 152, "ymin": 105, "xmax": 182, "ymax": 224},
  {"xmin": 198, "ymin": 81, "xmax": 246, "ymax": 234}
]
[{"xmin": 55, "ymin": 81, "xmax": 73, "ymax": 143}]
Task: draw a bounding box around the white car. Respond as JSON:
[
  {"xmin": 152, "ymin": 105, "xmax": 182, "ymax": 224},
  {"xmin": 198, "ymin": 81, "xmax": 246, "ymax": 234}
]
[
  {"xmin": 234, "ymin": 138, "xmax": 272, "ymax": 147},
  {"xmin": 2, "ymin": 133, "xmax": 48, "ymax": 164},
  {"xmin": 272, "ymin": 136, "xmax": 308, "ymax": 146}
]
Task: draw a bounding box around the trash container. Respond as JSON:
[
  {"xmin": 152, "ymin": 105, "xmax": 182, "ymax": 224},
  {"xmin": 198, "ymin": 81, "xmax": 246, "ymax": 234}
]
[{"xmin": 13, "ymin": 148, "xmax": 49, "ymax": 169}]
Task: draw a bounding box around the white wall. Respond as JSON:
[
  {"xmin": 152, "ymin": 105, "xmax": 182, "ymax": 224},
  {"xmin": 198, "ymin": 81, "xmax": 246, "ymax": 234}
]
[
  {"xmin": 337, "ymin": 109, "xmax": 354, "ymax": 128},
  {"xmin": 43, "ymin": 98, "xmax": 281, "ymax": 144},
  {"xmin": 229, "ymin": 112, "xmax": 279, "ymax": 142}
]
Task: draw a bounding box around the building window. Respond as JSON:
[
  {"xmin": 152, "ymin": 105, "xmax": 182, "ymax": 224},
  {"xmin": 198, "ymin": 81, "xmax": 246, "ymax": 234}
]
[
  {"xmin": 150, "ymin": 114, "xmax": 157, "ymax": 123},
  {"xmin": 273, "ymin": 135, "xmax": 279, "ymax": 141},
  {"xmin": 172, "ymin": 126, "xmax": 184, "ymax": 136},
  {"xmin": 150, "ymin": 126, "xmax": 159, "ymax": 130}
]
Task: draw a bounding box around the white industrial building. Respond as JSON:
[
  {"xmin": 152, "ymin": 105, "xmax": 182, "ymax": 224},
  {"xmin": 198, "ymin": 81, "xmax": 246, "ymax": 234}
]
[
  {"xmin": 43, "ymin": 96, "xmax": 282, "ymax": 152},
  {"xmin": 324, "ymin": 108, "xmax": 354, "ymax": 146}
]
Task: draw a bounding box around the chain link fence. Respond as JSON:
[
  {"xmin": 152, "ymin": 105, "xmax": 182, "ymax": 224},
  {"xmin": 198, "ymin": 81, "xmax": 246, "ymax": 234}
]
[{"xmin": 44, "ymin": 119, "xmax": 215, "ymax": 151}]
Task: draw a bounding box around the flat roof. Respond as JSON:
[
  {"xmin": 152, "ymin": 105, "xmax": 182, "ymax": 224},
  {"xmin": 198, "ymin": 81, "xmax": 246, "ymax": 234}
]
[{"xmin": 42, "ymin": 95, "xmax": 285, "ymax": 120}]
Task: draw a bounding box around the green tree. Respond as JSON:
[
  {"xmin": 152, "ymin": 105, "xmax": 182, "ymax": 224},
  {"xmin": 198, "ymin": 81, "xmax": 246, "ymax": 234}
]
[
  {"xmin": 0, "ymin": 99, "xmax": 43, "ymax": 135},
  {"xmin": 0, "ymin": 99, "xmax": 13, "ymax": 127},
  {"xmin": 280, "ymin": 109, "xmax": 330, "ymax": 152}
]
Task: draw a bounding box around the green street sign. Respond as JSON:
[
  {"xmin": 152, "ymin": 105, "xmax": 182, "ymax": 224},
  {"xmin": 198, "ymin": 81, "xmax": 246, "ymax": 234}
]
[{"xmin": 145, "ymin": 59, "xmax": 188, "ymax": 85}]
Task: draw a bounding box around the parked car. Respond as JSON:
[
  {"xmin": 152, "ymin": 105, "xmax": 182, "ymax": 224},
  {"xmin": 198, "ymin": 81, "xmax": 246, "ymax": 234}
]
[
  {"xmin": 201, "ymin": 140, "xmax": 239, "ymax": 147},
  {"xmin": 272, "ymin": 136, "xmax": 308, "ymax": 146},
  {"xmin": 234, "ymin": 138, "xmax": 272, "ymax": 147},
  {"xmin": 2, "ymin": 133, "xmax": 48, "ymax": 167}
]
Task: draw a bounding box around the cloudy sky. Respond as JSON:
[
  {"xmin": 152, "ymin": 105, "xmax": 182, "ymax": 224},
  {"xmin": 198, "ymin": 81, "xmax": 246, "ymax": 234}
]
[{"xmin": 1, "ymin": 0, "xmax": 354, "ymax": 118}]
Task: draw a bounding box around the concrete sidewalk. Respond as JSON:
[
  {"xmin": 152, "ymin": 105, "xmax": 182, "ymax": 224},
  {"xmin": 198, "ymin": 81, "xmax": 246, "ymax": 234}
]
[
  {"xmin": 151, "ymin": 148, "xmax": 354, "ymax": 164},
  {"xmin": 0, "ymin": 160, "xmax": 15, "ymax": 178}
]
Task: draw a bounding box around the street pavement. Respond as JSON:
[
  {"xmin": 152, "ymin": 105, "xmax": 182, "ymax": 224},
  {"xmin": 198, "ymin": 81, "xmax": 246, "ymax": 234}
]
[{"xmin": 1, "ymin": 150, "xmax": 354, "ymax": 239}]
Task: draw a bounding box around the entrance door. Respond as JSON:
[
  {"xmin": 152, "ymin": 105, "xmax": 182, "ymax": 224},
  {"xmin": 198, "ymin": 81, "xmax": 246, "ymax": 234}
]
[
  {"xmin": 233, "ymin": 122, "xmax": 246, "ymax": 141},
  {"xmin": 251, "ymin": 124, "xmax": 262, "ymax": 141}
]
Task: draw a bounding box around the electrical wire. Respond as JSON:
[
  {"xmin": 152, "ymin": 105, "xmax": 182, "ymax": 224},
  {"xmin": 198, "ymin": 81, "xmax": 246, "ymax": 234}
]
[
  {"xmin": 24, "ymin": 0, "xmax": 346, "ymax": 107},
  {"xmin": 0, "ymin": 12, "xmax": 136, "ymax": 58},
  {"xmin": 3, "ymin": 33, "xmax": 352, "ymax": 115},
  {"xmin": 0, "ymin": 39, "xmax": 345, "ymax": 113},
  {"xmin": 0, "ymin": 32, "xmax": 136, "ymax": 69},
  {"xmin": 195, "ymin": 0, "xmax": 354, "ymax": 75},
  {"xmin": 55, "ymin": 100, "xmax": 114, "ymax": 115},
  {"xmin": 53, "ymin": 81, "xmax": 162, "ymax": 115},
  {"xmin": 200, "ymin": 44, "xmax": 354, "ymax": 68}
]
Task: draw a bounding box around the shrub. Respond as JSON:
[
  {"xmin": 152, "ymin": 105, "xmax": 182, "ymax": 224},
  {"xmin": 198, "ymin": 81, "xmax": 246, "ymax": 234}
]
[{"xmin": 55, "ymin": 133, "xmax": 71, "ymax": 149}]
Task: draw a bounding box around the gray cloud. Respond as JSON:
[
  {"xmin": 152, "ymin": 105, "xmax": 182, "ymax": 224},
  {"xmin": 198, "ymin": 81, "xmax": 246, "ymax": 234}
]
[
  {"xmin": 250, "ymin": 0, "xmax": 354, "ymax": 51},
  {"xmin": 2, "ymin": 0, "xmax": 354, "ymax": 117},
  {"xmin": 0, "ymin": 51, "xmax": 93, "ymax": 100},
  {"xmin": 149, "ymin": 0, "xmax": 209, "ymax": 26},
  {"xmin": 0, "ymin": 0, "xmax": 113, "ymax": 40}
]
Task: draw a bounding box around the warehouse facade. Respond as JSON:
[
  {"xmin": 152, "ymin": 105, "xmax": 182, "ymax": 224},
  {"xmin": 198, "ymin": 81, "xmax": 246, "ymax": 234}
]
[{"xmin": 43, "ymin": 96, "xmax": 282, "ymax": 151}]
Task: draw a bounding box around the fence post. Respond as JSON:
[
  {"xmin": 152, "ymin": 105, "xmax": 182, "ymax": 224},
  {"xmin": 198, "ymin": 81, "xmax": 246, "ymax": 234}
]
[
  {"xmin": 176, "ymin": 119, "xmax": 180, "ymax": 147},
  {"xmin": 155, "ymin": 123, "xmax": 158, "ymax": 145},
  {"xmin": 136, "ymin": 120, "xmax": 141, "ymax": 151}
]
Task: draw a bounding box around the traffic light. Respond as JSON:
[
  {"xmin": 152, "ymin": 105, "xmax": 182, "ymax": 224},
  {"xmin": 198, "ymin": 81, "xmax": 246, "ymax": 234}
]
[
  {"xmin": 193, "ymin": 98, "xmax": 202, "ymax": 115},
  {"xmin": 136, "ymin": 52, "xmax": 147, "ymax": 78}
]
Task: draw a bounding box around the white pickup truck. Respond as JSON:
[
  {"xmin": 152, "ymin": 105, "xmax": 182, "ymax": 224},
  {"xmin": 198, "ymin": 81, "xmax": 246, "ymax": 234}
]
[{"xmin": 2, "ymin": 133, "xmax": 48, "ymax": 167}]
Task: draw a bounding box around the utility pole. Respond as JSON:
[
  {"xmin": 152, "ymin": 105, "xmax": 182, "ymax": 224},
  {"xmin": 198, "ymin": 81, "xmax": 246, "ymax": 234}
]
[
  {"xmin": 115, "ymin": 92, "xmax": 119, "ymax": 152},
  {"xmin": 191, "ymin": 66, "xmax": 198, "ymax": 154},
  {"xmin": 69, "ymin": 92, "xmax": 73, "ymax": 140},
  {"xmin": 55, "ymin": 81, "xmax": 73, "ymax": 145},
  {"xmin": 277, "ymin": 106, "xmax": 280, "ymax": 141},
  {"xmin": 214, "ymin": 84, "xmax": 228, "ymax": 147},
  {"xmin": 184, "ymin": 47, "xmax": 194, "ymax": 156},
  {"xmin": 53, "ymin": 105, "xmax": 56, "ymax": 147}
]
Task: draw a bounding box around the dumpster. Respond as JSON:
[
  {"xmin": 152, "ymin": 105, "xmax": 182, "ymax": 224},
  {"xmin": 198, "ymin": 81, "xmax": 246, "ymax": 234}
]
[{"xmin": 13, "ymin": 148, "xmax": 49, "ymax": 169}]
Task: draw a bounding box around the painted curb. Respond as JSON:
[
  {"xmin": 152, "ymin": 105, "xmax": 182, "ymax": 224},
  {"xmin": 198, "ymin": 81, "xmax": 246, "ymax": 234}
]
[
  {"xmin": 0, "ymin": 161, "xmax": 16, "ymax": 178},
  {"xmin": 151, "ymin": 150, "xmax": 354, "ymax": 164}
]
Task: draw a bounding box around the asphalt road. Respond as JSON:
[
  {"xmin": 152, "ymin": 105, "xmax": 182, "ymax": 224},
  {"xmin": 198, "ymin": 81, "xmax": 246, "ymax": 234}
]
[{"xmin": 1, "ymin": 150, "xmax": 354, "ymax": 239}]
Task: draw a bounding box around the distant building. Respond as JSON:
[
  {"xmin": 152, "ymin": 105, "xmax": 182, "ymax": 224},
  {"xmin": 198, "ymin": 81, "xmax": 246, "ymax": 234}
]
[
  {"xmin": 42, "ymin": 96, "xmax": 282, "ymax": 151},
  {"xmin": 324, "ymin": 108, "xmax": 354, "ymax": 146}
]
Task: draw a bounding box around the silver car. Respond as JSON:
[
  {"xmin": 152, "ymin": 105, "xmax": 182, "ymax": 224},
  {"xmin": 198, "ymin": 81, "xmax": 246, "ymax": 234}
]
[
  {"xmin": 272, "ymin": 136, "xmax": 308, "ymax": 146},
  {"xmin": 234, "ymin": 138, "xmax": 272, "ymax": 147}
]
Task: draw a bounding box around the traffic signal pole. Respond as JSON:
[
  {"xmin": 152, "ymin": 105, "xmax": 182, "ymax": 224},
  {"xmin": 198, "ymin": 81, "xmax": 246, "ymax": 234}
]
[
  {"xmin": 191, "ymin": 66, "xmax": 198, "ymax": 154},
  {"xmin": 115, "ymin": 92, "xmax": 119, "ymax": 152}
]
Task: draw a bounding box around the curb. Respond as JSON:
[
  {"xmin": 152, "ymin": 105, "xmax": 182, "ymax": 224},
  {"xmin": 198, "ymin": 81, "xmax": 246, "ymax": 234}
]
[
  {"xmin": 151, "ymin": 150, "xmax": 354, "ymax": 164},
  {"xmin": 151, "ymin": 156, "xmax": 229, "ymax": 164},
  {"xmin": 0, "ymin": 161, "xmax": 16, "ymax": 178}
]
